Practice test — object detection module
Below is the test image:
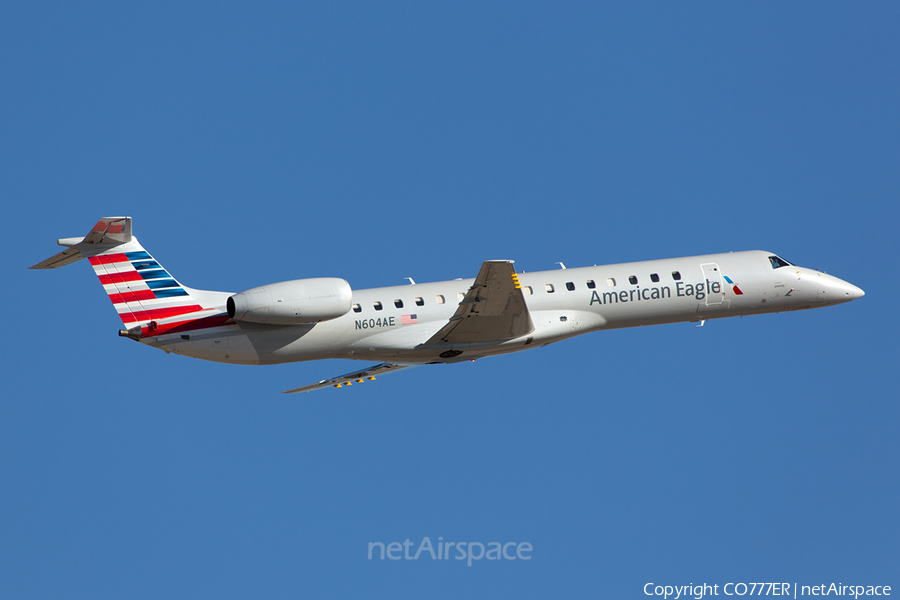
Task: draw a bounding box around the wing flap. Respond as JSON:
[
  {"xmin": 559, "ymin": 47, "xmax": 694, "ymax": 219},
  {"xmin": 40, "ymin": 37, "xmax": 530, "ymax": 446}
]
[{"xmin": 424, "ymin": 260, "xmax": 534, "ymax": 345}]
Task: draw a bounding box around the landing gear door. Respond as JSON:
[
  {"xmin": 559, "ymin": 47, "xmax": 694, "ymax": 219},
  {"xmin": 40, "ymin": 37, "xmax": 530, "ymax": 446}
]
[{"xmin": 700, "ymin": 263, "xmax": 725, "ymax": 306}]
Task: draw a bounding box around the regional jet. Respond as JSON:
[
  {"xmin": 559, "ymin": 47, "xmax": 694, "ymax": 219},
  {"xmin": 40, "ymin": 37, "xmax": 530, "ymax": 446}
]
[{"xmin": 32, "ymin": 217, "xmax": 865, "ymax": 392}]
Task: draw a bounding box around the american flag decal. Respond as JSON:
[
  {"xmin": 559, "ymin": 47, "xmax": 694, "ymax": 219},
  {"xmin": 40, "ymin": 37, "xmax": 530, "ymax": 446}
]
[{"xmin": 401, "ymin": 314, "xmax": 417, "ymax": 325}]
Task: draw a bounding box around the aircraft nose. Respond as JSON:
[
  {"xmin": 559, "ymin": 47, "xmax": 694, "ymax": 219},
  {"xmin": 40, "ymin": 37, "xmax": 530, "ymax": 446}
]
[
  {"xmin": 845, "ymin": 282, "xmax": 865, "ymax": 301},
  {"xmin": 825, "ymin": 275, "xmax": 864, "ymax": 303}
]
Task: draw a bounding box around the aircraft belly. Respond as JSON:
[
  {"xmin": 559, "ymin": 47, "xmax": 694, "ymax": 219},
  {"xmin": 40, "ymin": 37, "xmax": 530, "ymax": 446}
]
[
  {"xmin": 527, "ymin": 310, "xmax": 607, "ymax": 343},
  {"xmin": 592, "ymin": 295, "xmax": 695, "ymax": 328},
  {"xmin": 348, "ymin": 323, "xmax": 442, "ymax": 352},
  {"xmin": 259, "ymin": 328, "xmax": 346, "ymax": 364},
  {"xmin": 151, "ymin": 332, "xmax": 261, "ymax": 365}
]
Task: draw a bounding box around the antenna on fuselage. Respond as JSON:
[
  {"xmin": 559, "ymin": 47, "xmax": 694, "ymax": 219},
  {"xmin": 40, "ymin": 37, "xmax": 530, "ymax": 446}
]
[
  {"xmin": 405, "ymin": 277, "xmax": 416, "ymax": 285},
  {"xmin": 556, "ymin": 262, "xmax": 566, "ymax": 270}
]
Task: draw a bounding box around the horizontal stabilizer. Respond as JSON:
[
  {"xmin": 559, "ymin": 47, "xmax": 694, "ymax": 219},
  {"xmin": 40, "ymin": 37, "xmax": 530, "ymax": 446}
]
[
  {"xmin": 30, "ymin": 217, "xmax": 132, "ymax": 269},
  {"xmin": 282, "ymin": 362, "xmax": 414, "ymax": 393},
  {"xmin": 30, "ymin": 247, "xmax": 85, "ymax": 269}
]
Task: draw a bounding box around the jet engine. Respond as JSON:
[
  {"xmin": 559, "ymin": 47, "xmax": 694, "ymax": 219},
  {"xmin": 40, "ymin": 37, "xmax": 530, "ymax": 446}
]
[{"xmin": 226, "ymin": 278, "xmax": 352, "ymax": 325}]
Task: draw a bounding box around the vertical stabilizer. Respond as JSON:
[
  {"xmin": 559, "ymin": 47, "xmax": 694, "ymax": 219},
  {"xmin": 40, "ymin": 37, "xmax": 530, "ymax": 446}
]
[{"xmin": 32, "ymin": 217, "xmax": 228, "ymax": 339}]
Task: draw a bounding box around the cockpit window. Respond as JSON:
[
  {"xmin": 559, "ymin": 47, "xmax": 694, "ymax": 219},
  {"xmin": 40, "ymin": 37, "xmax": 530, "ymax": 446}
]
[{"xmin": 769, "ymin": 255, "xmax": 792, "ymax": 269}]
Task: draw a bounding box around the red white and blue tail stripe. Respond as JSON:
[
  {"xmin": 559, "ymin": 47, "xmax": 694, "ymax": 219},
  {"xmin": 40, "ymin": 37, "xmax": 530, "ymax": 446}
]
[
  {"xmin": 31, "ymin": 217, "xmax": 232, "ymax": 339},
  {"xmin": 88, "ymin": 247, "xmax": 228, "ymax": 337}
]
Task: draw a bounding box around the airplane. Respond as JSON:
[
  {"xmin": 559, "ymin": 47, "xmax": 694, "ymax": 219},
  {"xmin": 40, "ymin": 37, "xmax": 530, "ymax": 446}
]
[{"xmin": 31, "ymin": 216, "xmax": 865, "ymax": 392}]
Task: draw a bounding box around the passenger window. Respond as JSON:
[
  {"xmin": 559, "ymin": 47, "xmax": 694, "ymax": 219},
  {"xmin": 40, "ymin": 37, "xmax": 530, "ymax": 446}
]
[
  {"xmin": 565, "ymin": 282, "xmax": 575, "ymax": 291},
  {"xmin": 628, "ymin": 275, "xmax": 638, "ymax": 285},
  {"xmin": 523, "ymin": 286, "xmax": 533, "ymax": 295},
  {"xmin": 650, "ymin": 273, "xmax": 659, "ymax": 283},
  {"xmin": 435, "ymin": 295, "xmax": 445, "ymax": 304},
  {"xmin": 586, "ymin": 280, "xmax": 596, "ymax": 289},
  {"xmin": 373, "ymin": 301, "xmax": 383, "ymax": 311},
  {"xmin": 672, "ymin": 271, "xmax": 681, "ymax": 281},
  {"xmin": 545, "ymin": 284, "xmax": 555, "ymax": 293},
  {"xmin": 607, "ymin": 278, "xmax": 616, "ymax": 287},
  {"xmin": 415, "ymin": 297, "xmax": 424, "ymax": 306},
  {"xmin": 352, "ymin": 303, "xmax": 362, "ymax": 313},
  {"xmin": 394, "ymin": 299, "xmax": 403, "ymax": 308},
  {"xmin": 457, "ymin": 292, "xmax": 465, "ymax": 301}
]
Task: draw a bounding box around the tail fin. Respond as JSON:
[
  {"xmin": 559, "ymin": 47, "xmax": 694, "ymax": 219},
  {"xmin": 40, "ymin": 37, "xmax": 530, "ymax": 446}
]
[{"xmin": 32, "ymin": 217, "xmax": 226, "ymax": 339}]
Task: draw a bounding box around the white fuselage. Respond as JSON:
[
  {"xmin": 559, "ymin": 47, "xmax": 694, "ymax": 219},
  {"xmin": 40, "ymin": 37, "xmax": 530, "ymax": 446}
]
[{"xmin": 145, "ymin": 251, "xmax": 863, "ymax": 366}]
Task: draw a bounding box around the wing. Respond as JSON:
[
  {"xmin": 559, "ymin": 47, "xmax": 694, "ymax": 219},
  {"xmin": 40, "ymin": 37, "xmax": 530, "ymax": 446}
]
[
  {"xmin": 282, "ymin": 362, "xmax": 415, "ymax": 394},
  {"xmin": 423, "ymin": 260, "xmax": 534, "ymax": 345}
]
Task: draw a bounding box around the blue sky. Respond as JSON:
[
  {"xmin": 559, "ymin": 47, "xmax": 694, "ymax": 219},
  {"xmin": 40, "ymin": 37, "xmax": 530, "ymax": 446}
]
[{"xmin": 2, "ymin": 3, "xmax": 898, "ymax": 598}]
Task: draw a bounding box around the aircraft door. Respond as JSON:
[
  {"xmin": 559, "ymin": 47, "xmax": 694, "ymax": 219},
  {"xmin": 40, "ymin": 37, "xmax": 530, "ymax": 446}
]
[{"xmin": 700, "ymin": 263, "xmax": 725, "ymax": 306}]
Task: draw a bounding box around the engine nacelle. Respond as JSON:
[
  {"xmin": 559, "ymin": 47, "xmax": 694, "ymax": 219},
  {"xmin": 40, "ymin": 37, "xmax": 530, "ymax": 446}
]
[{"xmin": 227, "ymin": 278, "xmax": 352, "ymax": 325}]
